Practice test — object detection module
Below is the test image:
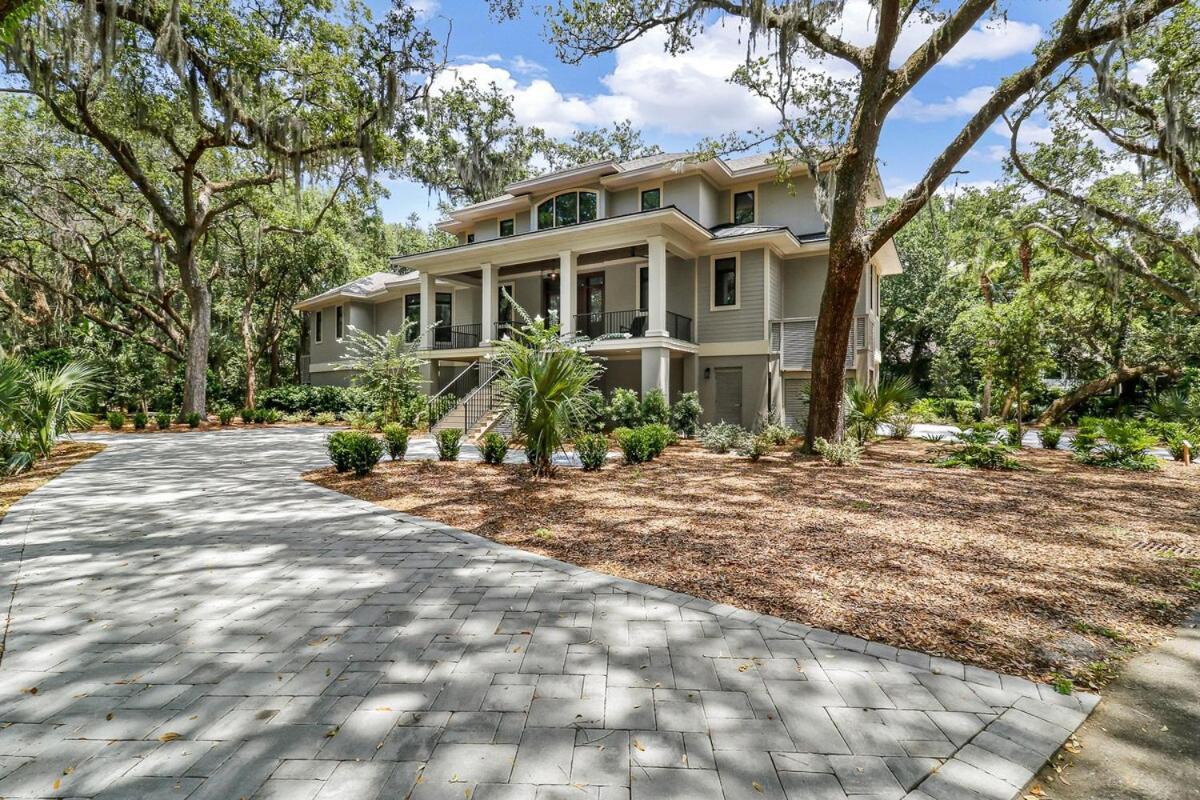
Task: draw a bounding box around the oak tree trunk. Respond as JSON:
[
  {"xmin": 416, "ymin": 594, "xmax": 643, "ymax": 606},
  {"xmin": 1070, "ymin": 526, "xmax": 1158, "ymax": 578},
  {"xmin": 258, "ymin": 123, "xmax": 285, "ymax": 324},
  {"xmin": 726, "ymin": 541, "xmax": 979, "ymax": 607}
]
[
  {"xmin": 180, "ymin": 282, "xmax": 211, "ymax": 420},
  {"xmin": 805, "ymin": 245, "xmax": 866, "ymax": 445},
  {"xmin": 241, "ymin": 301, "xmax": 258, "ymax": 409},
  {"xmin": 1037, "ymin": 364, "xmax": 1179, "ymax": 424}
]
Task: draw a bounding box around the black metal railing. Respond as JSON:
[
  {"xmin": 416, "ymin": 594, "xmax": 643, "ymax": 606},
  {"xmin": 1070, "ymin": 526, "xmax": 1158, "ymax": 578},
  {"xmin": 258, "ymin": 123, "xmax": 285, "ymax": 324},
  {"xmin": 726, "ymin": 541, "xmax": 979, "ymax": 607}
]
[
  {"xmin": 430, "ymin": 323, "xmax": 483, "ymax": 350},
  {"xmin": 571, "ymin": 309, "xmax": 695, "ymax": 342},
  {"xmin": 427, "ymin": 361, "xmax": 482, "ymax": 428},
  {"xmin": 429, "ymin": 359, "xmax": 507, "ymax": 434},
  {"xmin": 493, "ymin": 321, "xmax": 518, "ymax": 340},
  {"xmin": 666, "ymin": 311, "xmax": 693, "ymax": 342}
]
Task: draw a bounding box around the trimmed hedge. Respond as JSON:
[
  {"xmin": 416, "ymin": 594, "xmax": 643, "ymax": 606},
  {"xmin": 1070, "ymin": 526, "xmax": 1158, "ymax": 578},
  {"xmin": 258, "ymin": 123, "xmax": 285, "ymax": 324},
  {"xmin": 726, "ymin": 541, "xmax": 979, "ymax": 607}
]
[{"xmin": 328, "ymin": 430, "xmax": 383, "ymax": 476}]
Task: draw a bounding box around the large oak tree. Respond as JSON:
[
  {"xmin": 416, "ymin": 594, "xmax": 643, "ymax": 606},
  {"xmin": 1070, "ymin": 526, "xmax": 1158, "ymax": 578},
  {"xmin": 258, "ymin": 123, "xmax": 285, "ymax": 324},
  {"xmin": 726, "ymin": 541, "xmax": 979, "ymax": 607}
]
[{"xmin": 494, "ymin": 0, "xmax": 1183, "ymax": 443}]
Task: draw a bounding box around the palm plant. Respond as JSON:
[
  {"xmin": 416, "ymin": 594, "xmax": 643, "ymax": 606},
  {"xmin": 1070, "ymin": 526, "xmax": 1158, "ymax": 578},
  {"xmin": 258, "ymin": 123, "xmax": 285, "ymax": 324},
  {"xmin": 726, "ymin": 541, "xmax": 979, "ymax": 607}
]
[
  {"xmin": 340, "ymin": 320, "xmax": 427, "ymax": 423},
  {"xmin": 492, "ymin": 307, "xmax": 603, "ymax": 477},
  {"xmin": 0, "ymin": 356, "xmax": 102, "ymax": 473},
  {"xmin": 846, "ymin": 376, "xmax": 917, "ymax": 443}
]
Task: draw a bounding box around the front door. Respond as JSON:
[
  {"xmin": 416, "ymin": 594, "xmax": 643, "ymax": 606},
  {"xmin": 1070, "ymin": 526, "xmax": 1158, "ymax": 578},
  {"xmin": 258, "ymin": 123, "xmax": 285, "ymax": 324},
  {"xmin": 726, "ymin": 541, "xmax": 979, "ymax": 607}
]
[
  {"xmin": 577, "ymin": 272, "xmax": 605, "ymax": 338},
  {"xmin": 714, "ymin": 367, "xmax": 743, "ymax": 425}
]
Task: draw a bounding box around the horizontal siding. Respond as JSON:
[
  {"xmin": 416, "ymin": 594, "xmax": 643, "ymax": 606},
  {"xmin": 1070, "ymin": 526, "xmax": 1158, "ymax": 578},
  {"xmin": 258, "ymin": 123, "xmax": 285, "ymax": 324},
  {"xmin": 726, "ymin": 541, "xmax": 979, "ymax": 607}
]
[{"xmin": 697, "ymin": 249, "xmax": 765, "ymax": 343}]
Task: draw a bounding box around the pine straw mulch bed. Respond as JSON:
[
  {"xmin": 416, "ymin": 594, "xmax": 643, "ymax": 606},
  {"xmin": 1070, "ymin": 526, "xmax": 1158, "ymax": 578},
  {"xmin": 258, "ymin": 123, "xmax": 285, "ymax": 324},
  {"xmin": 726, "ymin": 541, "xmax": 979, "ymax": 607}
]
[
  {"xmin": 305, "ymin": 440, "xmax": 1200, "ymax": 687},
  {"xmin": 0, "ymin": 441, "xmax": 105, "ymax": 522}
]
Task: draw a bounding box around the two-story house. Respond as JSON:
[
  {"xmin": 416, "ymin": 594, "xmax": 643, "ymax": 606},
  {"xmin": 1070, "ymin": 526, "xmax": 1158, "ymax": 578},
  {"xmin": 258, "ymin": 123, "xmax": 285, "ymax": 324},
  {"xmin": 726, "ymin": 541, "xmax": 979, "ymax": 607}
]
[{"xmin": 295, "ymin": 153, "xmax": 900, "ymax": 431}]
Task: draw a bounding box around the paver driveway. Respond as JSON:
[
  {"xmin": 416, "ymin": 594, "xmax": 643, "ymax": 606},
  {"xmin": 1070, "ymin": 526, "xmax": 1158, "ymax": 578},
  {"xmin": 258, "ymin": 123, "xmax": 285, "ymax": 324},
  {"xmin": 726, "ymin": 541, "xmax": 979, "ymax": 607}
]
[{"xmin": 0, "ymin": 428, "xmax": 1096, "ymax": 800}]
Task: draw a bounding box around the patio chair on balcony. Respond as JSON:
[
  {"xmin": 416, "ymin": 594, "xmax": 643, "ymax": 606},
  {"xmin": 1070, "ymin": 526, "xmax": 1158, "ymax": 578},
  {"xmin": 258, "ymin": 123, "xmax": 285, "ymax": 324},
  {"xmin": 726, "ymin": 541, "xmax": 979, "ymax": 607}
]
[{"xmin": 622, "ymin": 315, "xmax": 648, "ymax": 338}]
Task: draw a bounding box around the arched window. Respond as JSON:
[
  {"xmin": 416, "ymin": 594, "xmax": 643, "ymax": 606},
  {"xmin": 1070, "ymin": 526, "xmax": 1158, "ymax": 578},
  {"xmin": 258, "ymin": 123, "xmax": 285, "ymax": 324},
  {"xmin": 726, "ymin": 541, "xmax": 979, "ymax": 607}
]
[{"xmin": 536, "ymin": 190, "xmax": 598, "ymax": 230}]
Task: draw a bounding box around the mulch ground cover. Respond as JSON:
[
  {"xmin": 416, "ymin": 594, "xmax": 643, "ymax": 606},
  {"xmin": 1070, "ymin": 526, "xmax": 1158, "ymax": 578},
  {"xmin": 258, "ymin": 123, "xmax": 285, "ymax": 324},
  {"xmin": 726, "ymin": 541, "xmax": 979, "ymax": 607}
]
[
  {"xmin": 306, "ymin": 439, "xmax": 1200, "ymax": 687},
  {"xmin": 1, "ymin": 442, "xmax": 105, "ymax": 521}
]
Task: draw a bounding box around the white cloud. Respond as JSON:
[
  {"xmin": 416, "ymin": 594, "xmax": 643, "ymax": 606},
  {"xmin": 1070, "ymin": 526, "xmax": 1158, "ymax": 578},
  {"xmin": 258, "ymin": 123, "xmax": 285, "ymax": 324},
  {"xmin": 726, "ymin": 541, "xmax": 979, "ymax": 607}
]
[
  {"xmin": 894, "ymin": 85, "xmax": 995, "ymax": 122},
  {"xmin": 509, "ymin": 55, "xmax": 548, "ymax": 77},
  {"xmin": 409, "ymin": 0, "xmax": 440, "ymax": 21},
  {"xmin": 435, "ymin": 62, "xmax": 635, "ymax": 138},
  {"xmin": 1127, "ymin": 58, "xmax": 1157, "ymax": 86}
]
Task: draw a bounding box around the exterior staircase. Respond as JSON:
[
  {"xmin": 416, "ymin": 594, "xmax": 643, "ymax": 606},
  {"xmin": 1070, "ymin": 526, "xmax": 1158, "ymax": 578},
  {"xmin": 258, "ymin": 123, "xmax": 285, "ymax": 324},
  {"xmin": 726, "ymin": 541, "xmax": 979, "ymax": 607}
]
[{"xmin": 428, "ymin": 359, "xmax": 508, "ymax": 441}]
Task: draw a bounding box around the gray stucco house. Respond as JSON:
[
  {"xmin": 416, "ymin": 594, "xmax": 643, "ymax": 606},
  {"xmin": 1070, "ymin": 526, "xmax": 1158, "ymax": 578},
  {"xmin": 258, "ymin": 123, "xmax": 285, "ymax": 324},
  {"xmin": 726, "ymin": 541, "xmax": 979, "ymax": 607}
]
[{"xmin": 295, "ymin": 153, "xmax": 900, "ymax": 430}]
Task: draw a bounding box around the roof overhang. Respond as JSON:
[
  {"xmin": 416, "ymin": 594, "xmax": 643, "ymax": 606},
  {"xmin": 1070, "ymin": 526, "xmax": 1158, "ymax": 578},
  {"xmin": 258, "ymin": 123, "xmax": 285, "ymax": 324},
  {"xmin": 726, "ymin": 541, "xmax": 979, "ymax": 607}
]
[
  {"xmin": 293, "ymin": 273, "xmax": 419, "ymax": 311},
  {"xmin": 872, "ymin": 238, "xmax": 903, "ymax": 275}
]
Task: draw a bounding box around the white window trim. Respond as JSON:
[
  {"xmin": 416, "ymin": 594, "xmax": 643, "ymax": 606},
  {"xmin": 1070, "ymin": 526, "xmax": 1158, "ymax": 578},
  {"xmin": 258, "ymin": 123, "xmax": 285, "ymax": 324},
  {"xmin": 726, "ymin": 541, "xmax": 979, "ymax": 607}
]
[
  {"xmin": 314, "ymin": 310, "xmax": 323, "ymax": 344},
  {"xmin": 710, "ymin": 253, "xmax": 742, "ymax": 312},
  {"xmin": 533, "ymin": 187, "xmax": 602, "ymax": 230},
  {"xmin": 639, "ymin": 184, "xmax": 664, "ymax": 212},
  {"xmin": 730, "ymin": 185, "xmax": 758, "ymax": 225}
]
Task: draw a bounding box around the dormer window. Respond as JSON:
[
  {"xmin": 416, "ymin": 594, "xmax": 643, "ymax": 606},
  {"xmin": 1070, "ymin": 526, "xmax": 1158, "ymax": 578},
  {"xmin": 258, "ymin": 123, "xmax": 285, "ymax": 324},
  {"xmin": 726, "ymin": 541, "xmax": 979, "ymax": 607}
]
[
  {"xmin": 640, "ymin": 188, "xmax": 661, "ymax": 211},
  {"xmin": 733, "ymin": 190, "xmax": 756, "ymax": 224},
  {"xmin": 536, "ymin": 190, "xmax": 598, "ymax": 230}
]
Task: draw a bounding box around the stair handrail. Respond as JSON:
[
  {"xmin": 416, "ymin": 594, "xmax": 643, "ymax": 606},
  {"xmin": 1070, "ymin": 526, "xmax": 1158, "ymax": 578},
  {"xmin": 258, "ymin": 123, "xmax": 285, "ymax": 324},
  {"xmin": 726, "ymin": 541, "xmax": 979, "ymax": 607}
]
[
  {"xmin": 458, "ymin": 357, "xmax": 509, "ymax": 434},
  {"xmin": 427, "ymin": 361, "xmax": 481, "ymax": 429}
]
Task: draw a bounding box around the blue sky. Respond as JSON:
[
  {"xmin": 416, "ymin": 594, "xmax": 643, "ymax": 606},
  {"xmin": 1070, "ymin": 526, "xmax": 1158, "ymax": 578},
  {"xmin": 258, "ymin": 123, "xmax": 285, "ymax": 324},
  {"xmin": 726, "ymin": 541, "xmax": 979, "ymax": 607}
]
[{"xmin": 371, "ymin": 0, "xmax": 1066, "ymax": 224}]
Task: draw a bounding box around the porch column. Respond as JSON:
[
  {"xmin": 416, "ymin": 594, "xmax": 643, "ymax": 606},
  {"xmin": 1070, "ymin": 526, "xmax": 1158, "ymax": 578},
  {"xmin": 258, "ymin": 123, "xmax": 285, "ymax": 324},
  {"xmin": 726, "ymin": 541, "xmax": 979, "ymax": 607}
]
[
  {"xmin": 481, "ymin": 262, "xmax": 497, "ymax": 343},
  {"xmin": 646, "ymin": 235, "xmax": 668, "ymax": 337},
  {"xmin": 419, "ymin": 270, "xmax": 435, "ymax": 350},
  {"xmin": 641, "ymin": 347, "xmax": 670, "ymax": 397},
  {"xmin": 558, "ymin": 250, "xmax": 577, "ymax": 335}
]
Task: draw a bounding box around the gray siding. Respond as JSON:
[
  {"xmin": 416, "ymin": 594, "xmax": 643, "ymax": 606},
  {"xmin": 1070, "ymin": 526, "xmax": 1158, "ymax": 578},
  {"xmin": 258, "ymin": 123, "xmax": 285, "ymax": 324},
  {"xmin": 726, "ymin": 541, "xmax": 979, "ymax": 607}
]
[
  {"xmin": 608, "ymin": 188, "xmax": 638, "ymax": 217},
  {"xmin": 768, "ymin": 251, "xmax": 783, "ymax": 320},
  {"xmin": 310, "ymin": 300, "xmax": 371, "ymax": 365},
  {"xmin": 696, "ymin": 249, "xmax": 765, "ymax": 343},
  {"xmin": 697, "ymin": 355, "xmax": 770, "ymax": 429},
  {"xmin": 376, "ymin": 295, "xmax": 410, "ymax": 335},
  {"xmin": 666, "ymin": 256, "xmax": 693, "ymax": 318},
  {"xmin": 780, "ymin": 255, "xmax": 865, "ymax": 318},
  {"xmin": 663, "ymin": 175, "xmax": 721, "ymax": 227},
  {"xmin": 756, "ymin": 176, "xmax": 825, "ymax": 236}
]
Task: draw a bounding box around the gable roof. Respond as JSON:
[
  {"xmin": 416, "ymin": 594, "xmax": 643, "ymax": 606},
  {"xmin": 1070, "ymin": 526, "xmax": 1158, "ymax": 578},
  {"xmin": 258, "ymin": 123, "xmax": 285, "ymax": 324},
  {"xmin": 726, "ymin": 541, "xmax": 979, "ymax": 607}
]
[{"xmin": 294, "ymin": 271, "xmax": 416, "ymax": 311}]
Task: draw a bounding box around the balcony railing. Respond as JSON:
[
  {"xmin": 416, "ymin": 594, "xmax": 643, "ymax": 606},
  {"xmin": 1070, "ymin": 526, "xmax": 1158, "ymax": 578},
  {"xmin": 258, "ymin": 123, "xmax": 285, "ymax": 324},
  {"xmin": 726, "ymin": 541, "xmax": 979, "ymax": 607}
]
[
  {"xmin": 571, "ymin": 309, "xmax": 695, "ymax": 342},
  {"xmin": 430, "ymin": 322, "xmax": 483, "ymax": 350}
]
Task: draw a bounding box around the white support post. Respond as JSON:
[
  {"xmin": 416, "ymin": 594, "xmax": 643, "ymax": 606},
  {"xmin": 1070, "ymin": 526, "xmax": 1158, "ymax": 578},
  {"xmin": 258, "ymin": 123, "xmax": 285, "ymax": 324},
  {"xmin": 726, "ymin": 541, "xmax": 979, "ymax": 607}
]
[
  {"xmin": 481, "ymin": 263, "xmax": 497, "ymax": 343},
  {"xmin": 558, "ymin": 250, "xmax": 577, "ymax": 335},
  {"xmin": 647, "ymin": 236, "xmax": 668, "ymax": 337},
  {"xmin": 419, "ymin": 271, "xmax": 435, "ymax": 350}
]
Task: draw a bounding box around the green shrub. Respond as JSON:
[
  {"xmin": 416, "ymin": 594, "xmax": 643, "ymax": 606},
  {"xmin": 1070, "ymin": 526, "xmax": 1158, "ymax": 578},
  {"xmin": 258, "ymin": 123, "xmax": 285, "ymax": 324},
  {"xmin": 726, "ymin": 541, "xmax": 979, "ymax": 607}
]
[
  {"xmin": 616, "ymin": 426, "xmax": 654, "ymax": 464},
  {"xmin": 608, "ymin": 388, "xmax": 642, "ymax": 429},
  {"xmin": 758, "ymin": 423, "xmax": 794, "ymax": 446},
  {"xmin": 382, "ymin": 423, "xmax": 409, "ymax": 460},
  {"xmin": 282, "ymin": 412, "xmax": 308, "ymax": 424},
  {"xmin": 240, "ymin": 407, "xmax": 255, "ymax": 424},
  {"xmin": 813, "ymin": 437, "xmax": 862, "ymax": 466},
  {"xmin": 327, "ymin": 430, "xmax": 383, "ymax": 476},
  {"xmin": 937, "ymin": 427, "xmax": 1020, "ymax": 470},
  {"xmin": 436, "ymin": 428, "xmax": 462, "ymax": 461},
  {"xmin": 907, "ymin": 398, "xmax": 942, "ymax": 423},
  {"xmin": 641, "ymin": 423, "xmax": 676, "ymax": 457},
  {"xmin": 314, "ymin": 411, "xmax": 338, "ymax": 426},
  {"xmin": 346, "ymin": 410, "xmax": 374, "ymax": 430},
  {"xmin": 259, "ymin": 408, "xmax": 282, "ymax": 424},
  {"xmin": 640, "ymin": 388, "xmax": 670, "ymax": 426},
  {"xmin": 218, "ymin": 407, "xmax": 235, "ymax": 425},
  {"xmin": 581, "ymin": 390, "xmax": 608, "ymax": 433},
  {"xmin": 1003, "ymin": 422, "xmax": 1022, "ymax": 447},
  {"xmin": 186, "ymin": 412, "xmax": 202, "ymax": 428},
  {"xmin": 1075, "ymin": 419, "xmax": 1160, "ymax": 471},
  {"xmin": 479, "ymin": 432, "xmax": 509, "ymax": 465},
  {"xmin": 1039, "ymin": 426, "xmax": 1063, "ymax": 450},
  {"xmin": 155, "ymin": 411, "xmax": 172, "ymax": 430},
  {"xmin": 132, "ymin": 411, "xmax": 148, "ymax": 430},
  {"xmin": 888, "ymin": 412, "xmax": 914, "ymax": 439},
  {"xmin": 575, "ymin": 433, "xmax": 608, "ymax": 471},
  {"xmin": 1160, "ymin": 423, "xmax": 1198, "ymax": 461},
  {"xmin": 736, "ymin": 432, "xmax": 772, "ymax": 461},
  {"xmin": 260, "ymin": 384, "xmax": 372, "ymax": 414},
  {"xmin": 106, "ymin": 410, "xmax": 126, "ymax": 430},
  {"xmin": 698, "ymin": 422, "xmax": 745, "ymax": 453},
  {"xmin": 669, "ymin": 391, "xmax": 702, "ymax": 436}
]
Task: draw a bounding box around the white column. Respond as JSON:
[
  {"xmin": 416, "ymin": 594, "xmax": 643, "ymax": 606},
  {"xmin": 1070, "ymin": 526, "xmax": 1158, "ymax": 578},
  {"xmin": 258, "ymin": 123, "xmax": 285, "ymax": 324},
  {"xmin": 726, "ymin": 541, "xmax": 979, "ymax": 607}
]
[
  {"xmin": 641, "ymin": 347, "xmax": 670, "ymax": 397},
  {"xmin": 419, "ymin": 270, "xmax": 435, "ymax": 350},
  {"xmin": 480, "ymin": 262, "xmax": 497, "ymax": 343},
  {"xmin": 646, "ymin": 235, "xmax": 668, "ymax": 337},
  {"xmin": 558, "ymin": 250, "xmax": 577, "ymax": 335}
]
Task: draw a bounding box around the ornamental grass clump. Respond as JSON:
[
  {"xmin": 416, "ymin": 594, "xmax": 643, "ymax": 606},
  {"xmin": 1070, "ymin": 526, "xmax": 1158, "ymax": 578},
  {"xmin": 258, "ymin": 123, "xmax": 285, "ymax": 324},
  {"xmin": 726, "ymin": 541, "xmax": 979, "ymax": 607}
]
[
  {"xmin": 479, "ymin": 432, "xmax": 509, "ymax": 465},
  {"xmin": 327, "ymin": 430, "xmax": 383, "ymax": 477},
  {"xmin": 382, "ymin": 424, "xmax": 409, "ymax": 461}
]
